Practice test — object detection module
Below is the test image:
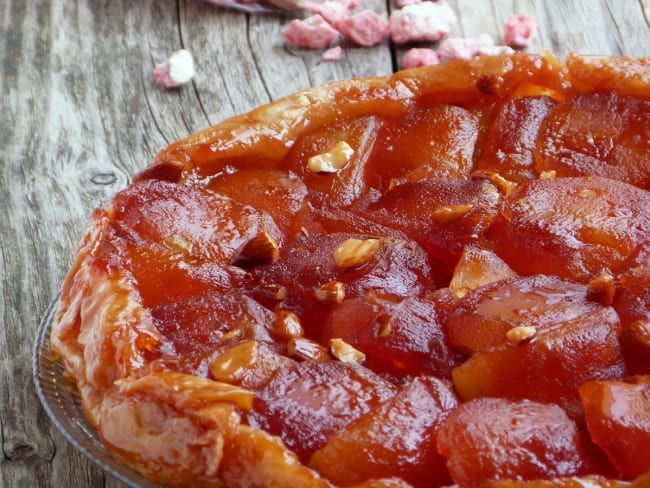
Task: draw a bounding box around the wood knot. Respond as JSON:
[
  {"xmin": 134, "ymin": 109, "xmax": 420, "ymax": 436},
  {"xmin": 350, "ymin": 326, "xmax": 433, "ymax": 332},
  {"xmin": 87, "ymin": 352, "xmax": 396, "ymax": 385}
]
[
  {"xmin": 3, "ymin": 440, "xmax": 40, "ymax": 461},
  {"xmin": 90, "ymin": 172, "xmax": 117, "ymax": 185}
]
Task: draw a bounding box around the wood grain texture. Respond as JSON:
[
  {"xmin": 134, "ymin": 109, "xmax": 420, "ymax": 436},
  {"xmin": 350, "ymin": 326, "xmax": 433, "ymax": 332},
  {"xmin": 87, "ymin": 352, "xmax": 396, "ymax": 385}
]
[{"xmin": 1, "ymin": 1, "xmax": 648, "ymax": 486}]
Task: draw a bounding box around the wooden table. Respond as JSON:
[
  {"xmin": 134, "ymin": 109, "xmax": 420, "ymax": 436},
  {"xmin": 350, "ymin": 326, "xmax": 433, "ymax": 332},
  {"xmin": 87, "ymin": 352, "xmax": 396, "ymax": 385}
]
[{"xmin": 1, "ymin": 1, "xmax": 649, "ymax": 486}]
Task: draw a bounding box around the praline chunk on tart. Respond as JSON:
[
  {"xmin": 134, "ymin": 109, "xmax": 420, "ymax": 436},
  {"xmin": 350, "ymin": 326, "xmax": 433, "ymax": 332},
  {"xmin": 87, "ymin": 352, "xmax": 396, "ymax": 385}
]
[{"xmin": 50, "ymin": 53, "xmax": 650, "ymax": 487}]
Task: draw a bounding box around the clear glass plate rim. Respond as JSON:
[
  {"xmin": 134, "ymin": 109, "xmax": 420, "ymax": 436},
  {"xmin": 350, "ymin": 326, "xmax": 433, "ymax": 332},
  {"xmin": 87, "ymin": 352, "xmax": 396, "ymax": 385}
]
[{"xmin": 32, "ymin": 296, "xmax": 161, "ymax": 488}]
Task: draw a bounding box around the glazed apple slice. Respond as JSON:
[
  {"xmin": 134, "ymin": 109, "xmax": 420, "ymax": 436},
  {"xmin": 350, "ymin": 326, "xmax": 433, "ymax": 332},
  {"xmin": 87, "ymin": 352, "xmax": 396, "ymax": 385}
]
[
  {"xmin": 150, "ymin": 292, "xmax": 274, "ymax": 356},
  {"xmin": 280, "ymin": 115, "xmax": 384, "ymax": 208},
  {"xmin": 207, "ymin": 168, "xmax": 308, "ymax": 234},
  {"xmin": 120, "ymin": 242, "xmax": 245, "ymax": 307},
  {"xmin": 310, "ymin": 376, "xmax": 458, "ymax": 487},
  {"xmin": 364, "ymin": 103, "xmax": 480, "ymax": 190},
  {"xmin": 436, "ymin": 397, "xmax": 587, "ymax": 484},
  {"xmin": 251, "ymin": 232, "xmax": 436, "ymax": 336},
  {"xmin": 361, "ymin": 178, "xmax": 500, "ymax": 272},
  {"xmin": 615, "ymin": 266, "xmax": 650, "ymax": 327},
  {"xmin": 446, "ymin": 274, "xmax": 600, "ymax": 354},
  {"xmin": 579, "ymin": 377, "xmax": 650, "ymax": 479},
  {"xmin": 535, "ymin": 91, "xmax": 650, "ymax": 189},
  {"xmin": 452, "ymin": 307, "xmax": 626, "ymax": 417},
  {"xmin": 320, "ymin": 293, "xmax": 460, "ymax": 379},
  {"xmin": 487, "ymin": 176, "xmax": 650, "ymax": 281},
  {"xmin": 111, "ymin": 178, "xmax": 283, "ymax": 264},
  {"xmin": 613, "ymin": 266, "xmax": 650, "ymax": 375},
  {"xmin": 476, "ymin": 95, "xmax": 557, "ymax": 182},
  {"xmin": 250, "ymin": 360, "xmax": 396, "ymax": 462}
]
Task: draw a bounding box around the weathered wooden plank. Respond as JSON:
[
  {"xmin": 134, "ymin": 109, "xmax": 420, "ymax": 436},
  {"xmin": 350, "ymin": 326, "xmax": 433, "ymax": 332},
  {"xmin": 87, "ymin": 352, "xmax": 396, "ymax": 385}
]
[
  {"xmin": 0, "ymin": 0, "xmax": 178, "ymax": 486},
  {"xmin": 0, "ymin": 1, "xmax": 94, "ymax": 486},
  {"xmin": 533, "ymin": 0, "xmax": 619, "ymax": 56},
  {"xmin": 178, "ymin": 2, "xmax": 273, "ymax": 122},
  {"xmin": 247, "ymin": 0, "xmax": 394, "ymax": 101},
  {"xmin": 605, "ymin": 0, "xmax": 650, "ymax": 56}
]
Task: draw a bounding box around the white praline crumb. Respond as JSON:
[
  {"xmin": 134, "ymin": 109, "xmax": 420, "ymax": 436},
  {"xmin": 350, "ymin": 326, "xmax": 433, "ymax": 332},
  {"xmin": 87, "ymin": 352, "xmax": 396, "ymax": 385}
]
[{"xmin": 153, "ymin": 49, "xmax": 196, "ymax": 88}]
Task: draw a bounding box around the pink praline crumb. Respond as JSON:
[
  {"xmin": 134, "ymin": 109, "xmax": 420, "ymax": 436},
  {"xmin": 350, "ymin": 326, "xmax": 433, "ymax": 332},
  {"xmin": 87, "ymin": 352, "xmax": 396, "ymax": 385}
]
[
  {"xmin": 282, "ymin": 15, "xmax": 340, "ymax": 48},
  {"xmin": 322, "ymin": 46, "xmax": 343, "ymax": 61},
  {"xmin": 503, "ymin": 14, "xmax": 538, "ymax": 48},
  {"xmin": 307, "ymin": 0, "xmax": 361, "ymax": 24},
  {"xmin": 153, "ymin": 61, "xmax": 174, "ymax": 87},
  {"xmin": 389, "ymin": 0, "xmax": 457, "ymax": 44},
  {"xmin": 402, "ymin": 48, "xmax": 439, "ymax": 68},
  {"xmin": 438, "ymin": 34, "xmax": 514, "ymax": 60},
  {"xmin": 335, "ymin": 10, "xmax": 388, "ymax": 47}
]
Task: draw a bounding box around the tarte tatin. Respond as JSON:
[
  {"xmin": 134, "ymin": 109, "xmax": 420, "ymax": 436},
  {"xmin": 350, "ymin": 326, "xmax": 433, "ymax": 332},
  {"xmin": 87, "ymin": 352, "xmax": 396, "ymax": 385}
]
[{"xmin": 51, "ymin": 53, "xmax": 650, "ymax": 487}]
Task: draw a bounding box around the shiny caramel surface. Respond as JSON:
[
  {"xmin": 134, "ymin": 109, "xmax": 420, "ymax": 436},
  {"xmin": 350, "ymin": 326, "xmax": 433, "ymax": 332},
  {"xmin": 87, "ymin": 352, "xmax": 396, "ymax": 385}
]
[{"xmin": 51, "ymin": 54, "xmax": 650, "ymax": 487}]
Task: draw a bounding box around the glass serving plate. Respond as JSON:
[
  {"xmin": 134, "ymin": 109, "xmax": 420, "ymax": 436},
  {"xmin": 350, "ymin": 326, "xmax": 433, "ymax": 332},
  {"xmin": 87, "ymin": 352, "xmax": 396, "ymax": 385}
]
[{"xmin": 32, "ymin": 297, "xmax": 160, "ymax": 488}]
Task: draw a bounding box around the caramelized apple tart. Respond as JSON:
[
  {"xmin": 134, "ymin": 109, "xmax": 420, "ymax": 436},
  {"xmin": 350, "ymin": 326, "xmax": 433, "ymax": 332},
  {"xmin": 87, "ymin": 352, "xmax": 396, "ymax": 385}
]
[{"xmin": 51, "ymin": 53, "xmax": 650, "ymax": 487}]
